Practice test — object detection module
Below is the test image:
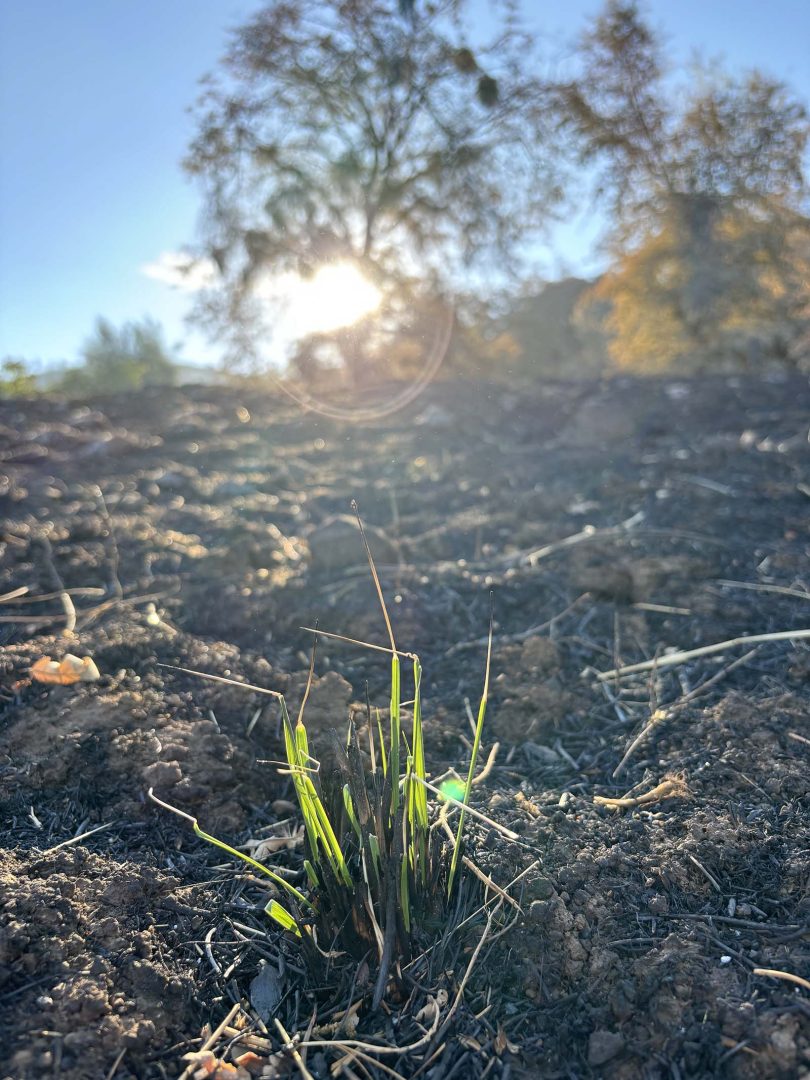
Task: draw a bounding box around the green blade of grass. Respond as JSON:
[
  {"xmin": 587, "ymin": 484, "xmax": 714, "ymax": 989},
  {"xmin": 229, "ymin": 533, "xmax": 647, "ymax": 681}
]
[
  {"xmin": 295, "ymin": 720, "xmax": 309, "ymax": 766},
  {"xmin": 343, "ymin": 783, "xmax": 362, "ymax": 843},
  {"xmin": 281, "ymin": 698, "xmax": 320, "ymax": 859},
  {"xmin": 281, "ymin": 696, "xmax": 350, "ymax": 886},
  {"xmin": 264, "ymin": 898, "xmax": 302, "ymax": 937},
  {"xmin": 411, "ymin": 659, "xmax": 428, "ymax": 883},
  {"xmin": 290, "ymin": 766, "xmax": 351, "ymax": 886},
  {"xmin": 366, "ymin": 684, "xmax": 377, "ymax": 775},
  {"xmin": 376, "ymin": 708, "xmax": 387, "ymax": 778},
  {"xmin": 147, "ymin": 788, "xmax": 313, "ymax": 910},
  {"xmin": 304, "ymin": 773, "xmax": 352, "ymax": 886},
  {"xmin": 411, "ymin": 659, "xmax": 428, "ymax": 829},
  {"xmin": 447, "ymin": 608, "xmax": 493, "ymax": 897},
  {"xmin": 389, "ymin": 653, "xmax": 401, "ymax": 821},
  {"xmin": 287, "ymin": 637, "xmax": 350, "ymax": 880}
]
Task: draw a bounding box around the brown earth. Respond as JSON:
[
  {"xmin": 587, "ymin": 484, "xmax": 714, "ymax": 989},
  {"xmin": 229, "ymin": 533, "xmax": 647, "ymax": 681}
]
[{"xmin": 1, "ymin": 372, "xmax": 809, "ymax": 1079}]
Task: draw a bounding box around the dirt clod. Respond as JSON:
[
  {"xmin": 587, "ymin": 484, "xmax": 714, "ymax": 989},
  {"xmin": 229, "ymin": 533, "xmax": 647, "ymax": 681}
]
[{"xmin": 588, "ymin": 1029, "xmax": 625, "ymax": 1067}]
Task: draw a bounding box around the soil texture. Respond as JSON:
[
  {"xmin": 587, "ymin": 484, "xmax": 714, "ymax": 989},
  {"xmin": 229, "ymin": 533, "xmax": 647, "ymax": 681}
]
[{"xmin": 1, "ymin": 372, "xmax": 809, "ymax": 1079}]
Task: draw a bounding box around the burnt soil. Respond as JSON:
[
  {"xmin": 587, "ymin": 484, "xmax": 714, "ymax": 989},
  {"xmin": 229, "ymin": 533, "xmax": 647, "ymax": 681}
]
[{"xmin": 1, "ymin": 372, "xmax": 808, "ymax": 1079}]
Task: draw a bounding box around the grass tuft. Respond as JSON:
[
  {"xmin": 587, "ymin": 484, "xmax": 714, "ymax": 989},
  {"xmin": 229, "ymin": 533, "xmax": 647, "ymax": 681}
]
[{"xmin": 149, "ymin": 509, "xmax": 493, "ymax": 1005}]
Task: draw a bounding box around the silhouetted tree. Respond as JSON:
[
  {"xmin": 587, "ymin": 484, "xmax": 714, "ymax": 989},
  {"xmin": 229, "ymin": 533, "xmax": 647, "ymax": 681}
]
[
  {"xmin": 185, "ymin": 0, "xmax": 561, "ymax": 377},
  {"xmin": 558, "ymin": 1, "xmax": 810, "ymax": 370}
]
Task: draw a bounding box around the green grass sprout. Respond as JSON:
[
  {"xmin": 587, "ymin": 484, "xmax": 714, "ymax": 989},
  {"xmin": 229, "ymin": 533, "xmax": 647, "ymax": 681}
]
[
  {"xmin": 150, "ymin": 508, "xmax": 496, "ymax": 1006},
  {"xmin": 376, "ymin": 707, "xmax": 387, "ymax": 777},
  {"xmin": 147, "ymin": 787, "xmax": 312, "ymax": 912},
  {"xmin": 265, "ymin": 898, "xmax": 302, "ymax": 937},
  {"xmin": 447, "ymin": 600, "xmax": 494, "ymax": 897}
]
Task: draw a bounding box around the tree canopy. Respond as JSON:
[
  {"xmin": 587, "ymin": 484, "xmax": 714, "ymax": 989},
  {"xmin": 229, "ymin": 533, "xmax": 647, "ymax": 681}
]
[
  {"xmin": 185, "ymin": 0, "xmax": 561, "ymax": 375},
  {"xmin": 558, "ymin": 1, "xmax": 810, "ymax": 370}
]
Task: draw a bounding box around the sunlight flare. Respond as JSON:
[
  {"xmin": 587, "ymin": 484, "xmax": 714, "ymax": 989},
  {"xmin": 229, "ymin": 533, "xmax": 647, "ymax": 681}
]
[{"xmin": 264, "ymin": 262, "xmax": 382, "ymax": 339}]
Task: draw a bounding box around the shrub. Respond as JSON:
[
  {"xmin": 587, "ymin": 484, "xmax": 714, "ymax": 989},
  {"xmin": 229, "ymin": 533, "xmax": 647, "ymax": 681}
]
[
  {"xmin": 0, "ymin": 357, "xmax": 38, "ymax": 398},
  {"xmin": 60, "ymin": 317, "xmax": 177, "ymax": 395}
]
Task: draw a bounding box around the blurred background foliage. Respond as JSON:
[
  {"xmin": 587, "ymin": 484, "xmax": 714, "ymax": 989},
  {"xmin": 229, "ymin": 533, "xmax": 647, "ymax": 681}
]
[
  {"xmin": 4, "ymin": 0, "xmax": 809, "ymax": 398},
  {"xmin": 182, "ymin": 0, "xmax": 808, "ymax": 382},
  {"xmin": 183, "ymin": 0, "xmax": 563, "ymax": 381},
  {"xmin": 56, "ymin": 318, "xmax": 178, "ymax": 396},
  {"xmin": 557, "ymin": 3, "xmax": 810, "ymax": 372}
]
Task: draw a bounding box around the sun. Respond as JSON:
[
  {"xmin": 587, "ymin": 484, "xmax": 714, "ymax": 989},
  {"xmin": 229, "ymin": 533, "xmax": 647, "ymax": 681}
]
[{"xmin": 281, "ymin": 262, "xmax": 382, "ymax": 339}]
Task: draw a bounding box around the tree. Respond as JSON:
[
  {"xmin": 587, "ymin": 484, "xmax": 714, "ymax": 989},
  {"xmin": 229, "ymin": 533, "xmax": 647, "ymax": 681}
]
[
  {"xmin": 184, "ymin": 0, "xmax": 561, "ymax": 378},
  {"xmin": 586, "ymin": 201, "xmax": 810, "ymax": 371},
  {"xmin": 557, "ymin": 1, "xmax": 810, "ymax": 370},
  {"xmin": 0, "ymin": 358, "xmax": 38, "ymax": 397},
  {"xmin": 60, "ymin": 317, "xmax": 177, "ymax": 395}
]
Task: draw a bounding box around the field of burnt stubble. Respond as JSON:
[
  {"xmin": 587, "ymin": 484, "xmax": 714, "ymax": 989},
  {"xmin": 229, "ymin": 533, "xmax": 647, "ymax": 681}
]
[{"xmin": 1, "ymin": 371, "xmax": 809, "ymax": 1080}]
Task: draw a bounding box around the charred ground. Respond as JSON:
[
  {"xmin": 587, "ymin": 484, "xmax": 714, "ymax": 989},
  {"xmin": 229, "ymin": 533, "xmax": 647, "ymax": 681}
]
[{"xmin": 1, "ymin": 372, "xmax": 808, "ymax": 1079}]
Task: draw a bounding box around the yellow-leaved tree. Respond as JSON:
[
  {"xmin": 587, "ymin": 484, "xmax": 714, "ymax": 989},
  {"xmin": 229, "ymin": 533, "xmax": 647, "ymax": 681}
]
[{"xmin": 559, "ymin": 2, "xmax": 810, "ymax": 372}]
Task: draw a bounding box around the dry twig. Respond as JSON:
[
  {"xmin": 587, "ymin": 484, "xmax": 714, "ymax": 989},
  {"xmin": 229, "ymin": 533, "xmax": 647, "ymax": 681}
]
[
  {"xmin": 517, "ymin": 513, "xmax": 645, "ymax": 568},
  {"xmin": 414, "ymin": 777, "xmax": 519, "ymax": 841},
  {"xmin": 716, "ymin": 579, "xmax": 810, "ymax": 601},
  {"xmin": 594, "ymin": 776, "xmax": 689, "ymax": 810},
  {"xmin": 35, "ymin": 534, "xmax": 76, "ymax": 636},
  {"xmin": 612, "ymin": 647, "xmax": 760, "ymax": 777},
  {"xmin": 753, "ymin": 967, "xmax": 810, "ymax": 992},
  {"xmin": 596, "ymin": 629, "xmax": 810, "ymax": 681},
  {"xmin": 178, "ymin": 1003, "xmax": 242, "ymax": 1080},
  {"xmin": 41, "ymin": 822, "xmax": 115, "ymax": 855},
  {"xmin": 274, "ymin": 1018, "xmax": 316, "ymax": 1080}
]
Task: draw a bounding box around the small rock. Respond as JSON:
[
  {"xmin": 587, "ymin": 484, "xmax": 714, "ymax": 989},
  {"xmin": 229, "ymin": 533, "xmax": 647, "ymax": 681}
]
[
  {"xmin": 529, "ymin": 900, "xmax": 552, "ymax": 923},
  {"xmin": 250, "ymin": 962, "xmax": 282, "ymax": 1022},
  {"xmin": 307, "ymin": 515, "xmax": 398, "ymax": 575},
  {"xmin": 588, "ymin": 1029, "xmax": 625, "ymax": 1067}
]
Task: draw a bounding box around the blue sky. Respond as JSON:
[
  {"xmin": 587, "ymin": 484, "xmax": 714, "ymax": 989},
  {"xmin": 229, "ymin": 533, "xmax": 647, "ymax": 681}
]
[{"xmin": 1, "ymin": 0, "xmax": 809, "ymax": 369}]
